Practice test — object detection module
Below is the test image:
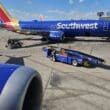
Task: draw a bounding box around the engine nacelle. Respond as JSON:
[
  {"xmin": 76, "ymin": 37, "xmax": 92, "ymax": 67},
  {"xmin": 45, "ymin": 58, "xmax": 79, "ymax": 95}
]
[
  {"xmin": 48, "ymin": 31, "xmax": 64, "ymax": 41},
  {"xmin": 0, "ymin": 64, "xmax": 42, "ymax": 110}
]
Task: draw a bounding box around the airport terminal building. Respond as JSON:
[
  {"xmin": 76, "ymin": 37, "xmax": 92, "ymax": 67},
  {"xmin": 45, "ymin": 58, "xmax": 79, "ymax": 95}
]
[{"xmin": 100, "ymin": 17, "xmax": 110, "ymax": 20}]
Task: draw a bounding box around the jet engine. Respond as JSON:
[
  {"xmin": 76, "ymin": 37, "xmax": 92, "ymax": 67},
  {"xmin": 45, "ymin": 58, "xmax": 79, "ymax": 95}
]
[
  {"xmin": 0, "ymin": 64, "xmax": 42, "ymax": 110},
  {"xmin": 48, "ymin": 31, "xmax": 64, "ymax": 41}
]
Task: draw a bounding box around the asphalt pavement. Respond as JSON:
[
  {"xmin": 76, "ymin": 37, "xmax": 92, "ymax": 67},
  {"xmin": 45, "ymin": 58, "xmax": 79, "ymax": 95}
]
[{"xmin": 0, "ymin": 30, "xmax": 110, "ymax": 110}]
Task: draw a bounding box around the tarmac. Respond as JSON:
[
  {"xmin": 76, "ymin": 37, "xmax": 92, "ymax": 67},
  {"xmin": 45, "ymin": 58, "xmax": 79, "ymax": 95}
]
[{"xmin": 0, "ymin": 29, "xmax": 110, "ymax": 110}]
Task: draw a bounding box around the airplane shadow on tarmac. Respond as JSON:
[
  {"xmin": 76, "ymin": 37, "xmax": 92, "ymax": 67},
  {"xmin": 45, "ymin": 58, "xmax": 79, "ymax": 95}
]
[
  {"xmin": 85, "ymin": 63, "xmax": 110, "ymax": 70},
  {"xmin": 56, "ymin": 37, "xmax": 110, "ymax": 44},
  {"xmin": 11, "ymin": 37, "xmax": 110, "ymax": 49},
  {"xmin": 5, "ymin": 55, "xmax": 30, "ymax": 66},
  {"xmin": 97, "ymin": 64, "xmax": 110, "ymax": 70},
  {"xmin": 69, "ymin": 38, "xmax": 110, "ymax": 43},
  {"xmin": 22, "ymin": 42, "xmax": 51, "ymax": 48}
]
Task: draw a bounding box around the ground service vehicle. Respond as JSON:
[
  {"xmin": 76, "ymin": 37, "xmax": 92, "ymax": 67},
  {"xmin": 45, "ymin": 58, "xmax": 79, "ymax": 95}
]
[
  {"xmin": 43, "ymin": 46, "xmax": 105, "ymax": 67},
  {"xmin": 5, "ymin": 39, "xmax": 23, "ymax": 49}
]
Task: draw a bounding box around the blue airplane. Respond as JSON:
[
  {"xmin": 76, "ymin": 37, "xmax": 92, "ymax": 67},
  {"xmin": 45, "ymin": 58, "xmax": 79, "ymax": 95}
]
[{"xmin": 0, "ymin": 3, "xmax": 110, "ymax": 42}]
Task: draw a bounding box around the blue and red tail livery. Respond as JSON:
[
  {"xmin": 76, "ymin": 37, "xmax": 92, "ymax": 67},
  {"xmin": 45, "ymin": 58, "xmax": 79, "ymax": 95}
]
[
  {"xmin": 0, "ymin": 3, "xmax": 110, "ymax": 41},
  {"xmin": 0, "ymin": 3, "xmax": 20, "ymax": 31}
]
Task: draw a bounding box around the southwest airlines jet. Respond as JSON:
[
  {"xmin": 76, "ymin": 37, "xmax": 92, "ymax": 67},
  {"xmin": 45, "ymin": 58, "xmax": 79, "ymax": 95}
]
[{"xmin": 0, "ymin": 3, "xmax": 110, "ymax": 41}]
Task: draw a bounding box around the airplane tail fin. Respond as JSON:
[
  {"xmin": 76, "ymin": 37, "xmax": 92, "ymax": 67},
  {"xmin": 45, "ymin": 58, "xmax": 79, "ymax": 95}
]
[
  {"xmin": 0, "ymin": 3, "xmax": 17, "ymax": 23},
  {"xmin": 0, "ymin": 3, "xmax": 19, "ymax": 30}
]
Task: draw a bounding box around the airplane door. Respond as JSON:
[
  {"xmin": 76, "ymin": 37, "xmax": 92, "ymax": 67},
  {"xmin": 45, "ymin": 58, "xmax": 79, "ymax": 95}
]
[{"xmin": 103, "ymin": 22, "xmax": 109, "ymax": 31}]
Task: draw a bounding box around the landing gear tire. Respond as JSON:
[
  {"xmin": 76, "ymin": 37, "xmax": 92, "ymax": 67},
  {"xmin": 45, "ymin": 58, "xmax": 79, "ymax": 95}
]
[
  {"xmin": 60, "ymin": 35, "xmax": 65, "ymax": 42},
  {"xmin": 41, "ymin": 37, "xmax": 47, "ymax": 41},
  {"xmin": 72, "ymin": 60, "xmax": 78, "ymax": 66}
]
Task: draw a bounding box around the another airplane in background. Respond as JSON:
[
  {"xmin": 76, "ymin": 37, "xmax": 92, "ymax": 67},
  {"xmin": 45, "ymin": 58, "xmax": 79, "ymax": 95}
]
[{"xmin": 0, "ymin": 3, "xmax": 110, "ymax": 42}]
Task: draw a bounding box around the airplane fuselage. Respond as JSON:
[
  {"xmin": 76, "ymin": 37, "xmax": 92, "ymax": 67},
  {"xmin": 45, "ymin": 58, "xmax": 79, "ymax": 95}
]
[
  {"xmin": 1, "ymin": 3, "xmax": 110, "ymax": 41},
  {"xmin": 1, "ymin": 2, "xmax": 110, "ymax": 41},
  {"xmin": 18, "ymin": 20, "xmax": 110, "ymax": 37}
]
